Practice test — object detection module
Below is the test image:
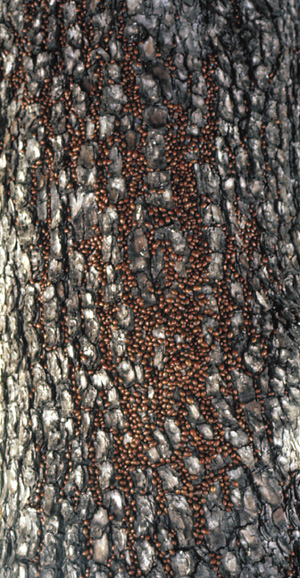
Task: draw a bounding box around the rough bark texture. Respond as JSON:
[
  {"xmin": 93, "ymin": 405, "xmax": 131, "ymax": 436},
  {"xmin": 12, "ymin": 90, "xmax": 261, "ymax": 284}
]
[{"xmin": 1, "ymin": 0, "xmax": 300, "ymax": 576}]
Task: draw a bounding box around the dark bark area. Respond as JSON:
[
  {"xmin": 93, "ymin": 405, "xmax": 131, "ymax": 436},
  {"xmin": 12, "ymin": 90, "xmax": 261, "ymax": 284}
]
[{"xmin": 1, "ymin": 0, "xmax": 300, "ymax": 576}]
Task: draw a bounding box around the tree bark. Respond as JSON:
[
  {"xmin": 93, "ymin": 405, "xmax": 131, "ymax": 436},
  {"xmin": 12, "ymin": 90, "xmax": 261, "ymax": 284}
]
[{"xmin": 0, "ymin": 0, "xmax": 300, "ymax": 576}]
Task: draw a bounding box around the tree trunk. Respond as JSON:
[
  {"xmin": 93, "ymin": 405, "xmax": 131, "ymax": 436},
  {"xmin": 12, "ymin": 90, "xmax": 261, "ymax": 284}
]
[{"xmin": 1, "ymin": 0, "xmax": 300, "ymax": 576}]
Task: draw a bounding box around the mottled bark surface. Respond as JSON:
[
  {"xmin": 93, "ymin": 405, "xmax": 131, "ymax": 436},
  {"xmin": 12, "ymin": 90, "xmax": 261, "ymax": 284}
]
[{"xmin": 1, "ymin": 0, "xmax": 300, "ymax": 576}]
